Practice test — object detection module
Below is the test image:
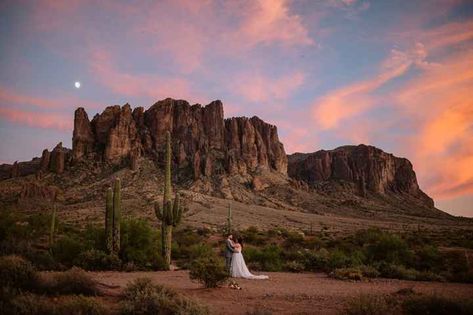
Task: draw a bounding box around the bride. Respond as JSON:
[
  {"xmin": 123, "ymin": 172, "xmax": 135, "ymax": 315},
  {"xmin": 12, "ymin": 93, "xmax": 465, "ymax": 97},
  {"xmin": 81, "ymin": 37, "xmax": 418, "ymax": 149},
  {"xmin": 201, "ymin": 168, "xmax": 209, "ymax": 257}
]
[{"xmin": 230, "ymin": 237, "xmax": 269, "ymax": 280}]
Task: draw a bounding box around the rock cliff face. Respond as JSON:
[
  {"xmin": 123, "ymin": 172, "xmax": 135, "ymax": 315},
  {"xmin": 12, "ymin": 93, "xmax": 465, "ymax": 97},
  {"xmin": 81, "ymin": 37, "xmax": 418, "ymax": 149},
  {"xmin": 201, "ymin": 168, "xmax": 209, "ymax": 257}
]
[
  {"xmin": 72, "ymin": 98, "xmax": 287, "ymax": 178},
  {"xmin": 287, "ymin": 145, "xmax": 434, "ymax": 206}
]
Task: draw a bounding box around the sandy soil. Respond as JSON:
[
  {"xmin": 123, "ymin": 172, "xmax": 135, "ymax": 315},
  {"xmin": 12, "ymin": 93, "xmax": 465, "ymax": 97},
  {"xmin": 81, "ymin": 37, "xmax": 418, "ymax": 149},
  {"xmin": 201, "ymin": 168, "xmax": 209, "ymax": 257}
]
[{"xmin": 89, "ymin": 271, "xmax": 473, "ymax": 315}]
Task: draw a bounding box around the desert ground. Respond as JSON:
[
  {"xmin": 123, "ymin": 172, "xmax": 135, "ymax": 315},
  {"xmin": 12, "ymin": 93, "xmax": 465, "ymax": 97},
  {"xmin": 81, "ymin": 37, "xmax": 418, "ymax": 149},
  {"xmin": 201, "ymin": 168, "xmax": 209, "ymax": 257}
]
[{"xmin": 84, "ymin": 270, "xmax": 473, "ymax": 314}]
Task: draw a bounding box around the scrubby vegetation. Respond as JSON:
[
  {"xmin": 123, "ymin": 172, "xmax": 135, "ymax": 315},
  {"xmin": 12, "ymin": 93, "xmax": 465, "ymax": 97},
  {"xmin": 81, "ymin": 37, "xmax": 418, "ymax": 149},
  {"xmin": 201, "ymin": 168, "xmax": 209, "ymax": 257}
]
[
  {"xmin": 121, "ymin": 278, "xmax": 208, "ymax": 315},
  {"xmin": 1, "ymin": 202, "xmax": 472, "ymax": 285},
  {"xmin": 189, "ymin": 255, "xmax": 229, "ymax": 288},
  {"xmin": 342, "ymin": 293, "xmax": 473, "ymax": 315}
]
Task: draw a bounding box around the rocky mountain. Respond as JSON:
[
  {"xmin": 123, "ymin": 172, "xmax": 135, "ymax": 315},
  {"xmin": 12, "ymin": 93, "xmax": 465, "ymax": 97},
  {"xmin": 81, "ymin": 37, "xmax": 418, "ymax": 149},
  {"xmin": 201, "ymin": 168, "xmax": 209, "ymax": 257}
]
[
  {"xmin": 72, "ymin": 98, "xmax": 287, "ymax": 179},
  {"xmin": 288, "ymin": 145, "xmax": 434, "ymax": 207},
  {"xmin": 0, "ymin": 98, "xmax": 446, "ymax": 220}
]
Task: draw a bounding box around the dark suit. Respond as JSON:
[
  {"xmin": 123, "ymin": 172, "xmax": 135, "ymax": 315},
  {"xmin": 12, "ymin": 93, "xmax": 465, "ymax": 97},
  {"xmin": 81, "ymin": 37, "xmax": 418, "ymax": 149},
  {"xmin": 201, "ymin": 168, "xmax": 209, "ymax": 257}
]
[{"xmin": 225, "ymin": 238, "xmax": 234, "ymax": 272}]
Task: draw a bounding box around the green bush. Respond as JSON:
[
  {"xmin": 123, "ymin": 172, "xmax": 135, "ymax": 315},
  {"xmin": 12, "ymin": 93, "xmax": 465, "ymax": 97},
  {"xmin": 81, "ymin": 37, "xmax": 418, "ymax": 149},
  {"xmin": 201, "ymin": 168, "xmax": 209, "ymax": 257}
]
[
  {"xmin": 4, "ymin": 292, "xmax": 51, "ymax": 315},
  {"xmin": 2, "ymin": 293, "xmax": 106, "ymax": 315},
  {"xmin": 363, "ymin": 231, "xmax": 412, "ymax": 266},
  {"xmin": 120, "ymin": 219, "xmax": 164, "ymax": 270},
  {"xmin": 244, "ymin": 245, "xmax": 283, "ymax": 271},
  {"xmin": 360, "ymin": 265, "xmax": 380, "ymax": 278},
  {"xmin": 327, "ymin": 250, "xmax": 353, "ymax": 270},
  {"xmin": 415, "ymin": 245, "xmax": 442, "ymax": 271},
  {"xmin": 46, "ymin": 267, "xmax": 100, "ymax": 296},
  {"xmin": 284, "ymin": 260, "xmax": 305, "ymax": 272},
  {"xmin": 52, "ymin": 235, "xmax": 86, "ymax": 267},
  {"xmin": 304, "ymin": 248, "xmax": 330, "ymax": 271},
  {"xmin": 403, "ymin": 295, "xmax": 473, "ymax": 315},
  {"xmin": 378, "ymin": 263, "xmax": 418, "ymax": 281},
  {"xmin": 121, "ymin": 278, "xmax": 208, "ymax": 314},
  {"xmin": 332, "ymin": 267, "xmax": 363, "ymax": 281},
  {"xmin": 76, "ymin": 249, "xmax": 121, "ymax": 271},
  {"xmin": 189, "ymin": 256, "xmax": 229, "ymax": 288},
  {"xmin": 0, "ymin": 255, "xmax": 39, "ymax": 291},
  {"xmin": 343, "ymin": 294, "xmax": 397, "ymax": 315},
  {"xmin": 56, "ymin": 295, "xmax": 107, "ymax": 315}
]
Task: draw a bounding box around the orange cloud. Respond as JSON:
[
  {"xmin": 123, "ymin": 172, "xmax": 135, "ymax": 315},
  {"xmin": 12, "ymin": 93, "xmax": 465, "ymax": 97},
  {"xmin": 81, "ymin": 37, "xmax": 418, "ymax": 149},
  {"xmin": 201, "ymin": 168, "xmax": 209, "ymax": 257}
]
[
  {"xmin": 396, "ymin": 49, "xmax": 473, "ymax": 199},
  {"xmin": 0, "ymin": 107, "xmax": 72, "ymax": 131},
  {"xmin": 311, "ymin": 44, "xmax": 420, "ymax": 129},
  {"xmin": 233, "ymin": 0, "xmax": 314, "ymax": 48}
]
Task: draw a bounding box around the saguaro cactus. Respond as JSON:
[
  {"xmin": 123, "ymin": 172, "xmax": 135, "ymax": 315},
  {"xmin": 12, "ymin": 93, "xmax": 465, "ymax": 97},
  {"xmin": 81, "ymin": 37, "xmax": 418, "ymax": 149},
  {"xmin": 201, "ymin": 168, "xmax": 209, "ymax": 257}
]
[
  {"xmin": 155, "ymin": 131, "xmax": 183, "ymax": 269},
  {"xmin": 49, "ymin": 204, "xmax": 57, "ymax": 249},
  {"xmin": 105, "ymin": 179, "xmax": 121, "ymax": 255},
  {"xmin": 105, "ymin": 187, "xmax": 114, "ymax": 254},
  {"xmin": 227, "ymin": 203, "xmax": 232, "ymax": 234},
  {"xmin": 112, "ymin": 178, "xmax": 121, "ymax": 254}
]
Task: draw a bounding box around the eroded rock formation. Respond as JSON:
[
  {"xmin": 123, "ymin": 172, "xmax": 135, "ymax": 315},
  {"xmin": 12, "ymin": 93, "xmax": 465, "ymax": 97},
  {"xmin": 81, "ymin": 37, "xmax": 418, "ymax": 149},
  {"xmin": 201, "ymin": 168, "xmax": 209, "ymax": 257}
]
[
  {"xmin": 72, "ymin": 98, "xmax": 287, "ymax": 178},
  {"xmin": 287, "ymin": 145, "xmax": 433, "ymax": 206}
]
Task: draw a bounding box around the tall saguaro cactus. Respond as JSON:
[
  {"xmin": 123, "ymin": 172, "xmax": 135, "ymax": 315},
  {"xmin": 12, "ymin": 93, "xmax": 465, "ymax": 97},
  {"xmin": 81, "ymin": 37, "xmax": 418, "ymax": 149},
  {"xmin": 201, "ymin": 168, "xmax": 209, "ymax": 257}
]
[
  {"xmin": 49, "ymin": 204, "xmax": 57, "ymax": 249},
  {"xmin": 227, "ymin": 203, "xmax": 232, "ymax": 234},
  {"xmin": 105, "ymin": 178, "xmax": 121, "ymax": 255},
  {"xmin": 155, "ymin": 131, "xmax": 183, "ymax": 269}
]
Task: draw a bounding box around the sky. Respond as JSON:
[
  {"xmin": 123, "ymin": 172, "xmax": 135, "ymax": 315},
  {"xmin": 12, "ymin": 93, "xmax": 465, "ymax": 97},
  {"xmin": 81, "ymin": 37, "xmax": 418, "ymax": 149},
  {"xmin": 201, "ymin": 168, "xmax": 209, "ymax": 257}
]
[{"xmin": 0, "ymin": 0, "xmax": 472, "ymax": 217}]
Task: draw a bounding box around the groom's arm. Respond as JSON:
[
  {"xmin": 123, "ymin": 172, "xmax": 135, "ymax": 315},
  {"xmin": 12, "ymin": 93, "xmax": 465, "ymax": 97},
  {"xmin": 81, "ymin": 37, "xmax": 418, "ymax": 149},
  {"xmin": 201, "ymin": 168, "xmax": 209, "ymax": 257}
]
[{"xmin": 226, "ymin": 239, "xmax": 235, "ymax": 252}]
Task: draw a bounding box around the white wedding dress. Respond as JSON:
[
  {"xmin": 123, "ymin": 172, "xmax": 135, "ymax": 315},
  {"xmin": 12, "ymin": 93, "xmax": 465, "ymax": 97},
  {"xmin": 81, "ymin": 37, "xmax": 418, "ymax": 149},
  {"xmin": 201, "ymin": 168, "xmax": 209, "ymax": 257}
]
[{"xmin": 230, "ymin": 245, "xmax": 269, "ymax": 280}]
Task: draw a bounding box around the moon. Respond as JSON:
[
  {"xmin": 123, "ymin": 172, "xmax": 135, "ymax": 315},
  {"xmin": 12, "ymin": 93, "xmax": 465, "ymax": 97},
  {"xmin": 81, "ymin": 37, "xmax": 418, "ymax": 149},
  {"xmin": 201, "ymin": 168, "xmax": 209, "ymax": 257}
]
[{"xmin": 74, "ymin": 81, "xmax": 81, "ymax": 89}]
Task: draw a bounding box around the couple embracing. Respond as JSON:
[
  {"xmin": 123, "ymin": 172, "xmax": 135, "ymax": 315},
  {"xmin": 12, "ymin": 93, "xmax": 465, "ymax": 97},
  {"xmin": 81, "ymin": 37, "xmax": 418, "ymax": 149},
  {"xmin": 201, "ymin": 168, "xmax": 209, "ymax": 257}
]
[{"xmin": 225, "ymin": 234, "xmax": 269, "ymax": 280}]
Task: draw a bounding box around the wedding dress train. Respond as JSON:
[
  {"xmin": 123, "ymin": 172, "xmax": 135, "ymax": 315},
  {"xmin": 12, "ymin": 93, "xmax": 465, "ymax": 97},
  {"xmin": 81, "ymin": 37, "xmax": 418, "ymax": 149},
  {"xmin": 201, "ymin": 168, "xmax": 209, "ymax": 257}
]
[{"xmin": 230, "ymin": 252, "xmax": 269, "ymax": 280}]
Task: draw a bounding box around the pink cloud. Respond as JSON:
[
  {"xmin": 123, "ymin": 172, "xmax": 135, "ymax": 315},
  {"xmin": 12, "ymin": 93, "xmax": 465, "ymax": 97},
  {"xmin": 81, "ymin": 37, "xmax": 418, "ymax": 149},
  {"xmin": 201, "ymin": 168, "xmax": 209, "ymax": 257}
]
[
  {"xmin": 0, "ymin": 107, "xmax": 72, "ymax": 131},
  {"xmin": 231, "ymin": 0, "xmax": 314, "ymax": 48},
  {"xmin": 88, "ymin": 49, "xmax": 203, "ymax": 102},
  {"xmin": 234, "ymin": 71, "xmax": 305, "ymax": 103},
  {"xmin": 0, "ymin": 86, "xmax": 63, "ymax": 109}
]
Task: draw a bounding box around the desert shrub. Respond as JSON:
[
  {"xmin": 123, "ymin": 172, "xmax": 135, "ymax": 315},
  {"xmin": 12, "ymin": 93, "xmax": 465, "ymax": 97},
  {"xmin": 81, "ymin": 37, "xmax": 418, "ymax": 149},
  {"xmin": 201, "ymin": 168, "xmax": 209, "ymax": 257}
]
[
  {"xmin": 175, "ymin": 243, "xmax": 214, "ymax": 269},
  {"xmin": 282, "ymin": 231, "xmax": 305, "ymax": 248},
  {"xmin": 403, "ymin": 295, "xmax": 473, "ymax": 315},
  {"xmin": 120, "ymin": 219, "xmax": 164, "ymax": 270},
  {"xmin": 363, "ymin": 231, "xmax": 412, "ymax": 266},
  {"xmin": 246, "ymin": 307, "xmax": 273, "ymax": 315},
  {"xmin": 52, "ymin": 235, "xmax": 86, "ymax": 267},
  {"xmin": 189, "ymin": 256, "xmax": 229, "ymax": 288},
  {"xmin": 56, "ymin": 295, "xmax": 107, "ymax": 315},
  {"xmin": 327, "ymin": 250, "xmax": 353, "ymax": 270},
  {"xmin": 121, "ymin": 278, "xmax": 208, "ymax": 315},
  {"xmin": 240, "ymin": 226, "xmax": 270, "ymax": 246},
  {"xmin": 284, "ymin": 260, "xmax": 305, "ymax": 272},
  {"xmin": 343, "ymin": 294, "xmax": 397, "ymax": 315},
  {"xmin": 332, "ymin": 267, "xmax": 363, "ymax": 281},
  {"xmin": 4, "ymin": 293, "xmax": 107, "ymax": 315},
  {"xmin": 244, "ymin": 245, "xmax": 283, "ymax": 271},
  {"xmin": 4, "ymin": 292, "xmax": 51, "ymax": 315},
  {"xmin": 377, "ymin": 263, "xmax": 418, "ymax": 281},
  {"xmin": 46, "ymin": 267, "xmax": 99, "ymax": 296},
  {"xmin": 76, "ymin": 249, "xmax": 121, "ymax": 271},
  {"xmin": 359, "ymin": 265, "xmax": 380, "ymax": 278},
  {"xmin": 0, "ymin": 255, "xmax": 39, "ymax": 291},
  {"xmin": 415, "ymin": 245, "xmax": 442, "ymax": 271},
  {"xmin": 304, "ymin": 248, "xmax": 330, "ymax": 271}
]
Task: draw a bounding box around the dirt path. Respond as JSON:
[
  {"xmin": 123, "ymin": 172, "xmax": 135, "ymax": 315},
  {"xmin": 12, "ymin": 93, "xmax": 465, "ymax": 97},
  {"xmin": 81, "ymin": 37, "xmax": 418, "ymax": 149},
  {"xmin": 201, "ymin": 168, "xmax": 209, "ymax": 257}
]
[{"xmin": 90, "ymin": 271, "xmax": 473, "ymax": 314}]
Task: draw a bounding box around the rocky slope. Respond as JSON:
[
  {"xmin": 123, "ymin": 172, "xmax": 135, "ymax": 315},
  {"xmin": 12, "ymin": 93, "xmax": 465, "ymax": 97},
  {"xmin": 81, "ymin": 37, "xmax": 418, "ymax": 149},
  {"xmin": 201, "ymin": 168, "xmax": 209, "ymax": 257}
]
[
  {"xmin": 288, "ymin": 145, "xmax": 434, "ymax": 207},
  {"xmin": 0, "ymin": 98, "xmax": 448, "ymax": 220}
]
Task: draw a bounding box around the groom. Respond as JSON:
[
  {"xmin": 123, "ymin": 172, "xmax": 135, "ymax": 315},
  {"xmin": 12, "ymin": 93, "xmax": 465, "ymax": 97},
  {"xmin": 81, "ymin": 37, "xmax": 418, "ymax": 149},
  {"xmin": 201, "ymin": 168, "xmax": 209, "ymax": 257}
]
[{"xmin": 225, "ymin": 234, "xmax": 235, "ymax": 272}]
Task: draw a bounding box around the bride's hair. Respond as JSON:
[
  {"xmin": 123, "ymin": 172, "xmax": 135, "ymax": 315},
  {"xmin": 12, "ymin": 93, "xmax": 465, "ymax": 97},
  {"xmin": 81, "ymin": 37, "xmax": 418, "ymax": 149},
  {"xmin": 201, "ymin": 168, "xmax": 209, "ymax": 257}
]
[{"xmin": 236, "ymin": 237, "xmax": 243, "ymax": 247}]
